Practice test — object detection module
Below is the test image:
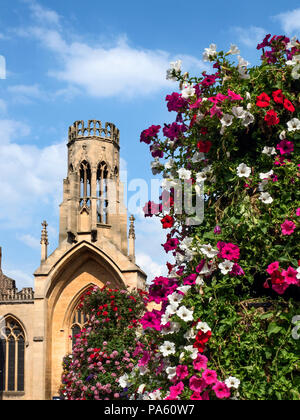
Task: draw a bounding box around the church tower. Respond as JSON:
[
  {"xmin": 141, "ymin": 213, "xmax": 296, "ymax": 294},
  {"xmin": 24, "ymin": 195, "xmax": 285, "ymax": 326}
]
[{"xmin": 59, "ymin": 120, "xmax": 128, "ymax": 253}]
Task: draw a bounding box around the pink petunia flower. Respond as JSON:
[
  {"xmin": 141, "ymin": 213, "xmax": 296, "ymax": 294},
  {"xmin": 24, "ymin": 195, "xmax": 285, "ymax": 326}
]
[
  {"xmin": 176, "ymin": 365, "xmax": 189, "ymax": 380},
  {"xmin": 189, "ymin": 375, "xmax": 207, "ymax": 393},
  {"xmin": 281, "ymin": 220, "xmax": 296, "ymax": 236},
  {"xmin": 212, "ymin": 381, "xmax": 231, "ymax": 399},
  {"xmin": 296, "ymin": 208, "xmax": 300, "ymax": 217},
  {"xmin": 193, "ymin": 354, "xmax": 208, "ymax": 371},
  {"xmin": 202, "ymin": 369, "xmax": 218, "ymax": 385},
  {"xmin": 282, "ymin": 266, "xmax": 298, "ymax": 285},
  {"xmin": 276, "ymin": 140, "xmax": 294, "ymax": 155},
  {"xmin": 266, "ymin": 261, "xmax": 280, "ymax": 275}
]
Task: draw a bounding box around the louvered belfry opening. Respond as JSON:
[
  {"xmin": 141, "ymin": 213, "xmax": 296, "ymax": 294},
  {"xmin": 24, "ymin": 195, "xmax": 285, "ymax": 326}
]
[
  {"xmin": 97, "ymin": 162, "xmax": 109, "ymax": 224},
  {"xmin": 79, "ymin": 160, "xmax": 91, "ymax": 209}
]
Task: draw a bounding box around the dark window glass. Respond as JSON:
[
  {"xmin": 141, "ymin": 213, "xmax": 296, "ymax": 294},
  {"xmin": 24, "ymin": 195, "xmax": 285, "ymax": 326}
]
[
  {"xmin": 17, "ymin": 338, "xmax": 25, "ymax": 391},
  {"xmin": 8, "ymin": 337, "xmax": 15, "ymax": 391},
  {"xmin": 0, "ymin": 339, "xmax": 6, "ymax": 391}
]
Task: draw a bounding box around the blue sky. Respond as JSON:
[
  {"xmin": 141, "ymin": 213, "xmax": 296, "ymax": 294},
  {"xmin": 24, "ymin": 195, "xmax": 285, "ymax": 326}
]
[{"xmin": 0, "ymin": 0, "xmax": 299, "ymax": 289}]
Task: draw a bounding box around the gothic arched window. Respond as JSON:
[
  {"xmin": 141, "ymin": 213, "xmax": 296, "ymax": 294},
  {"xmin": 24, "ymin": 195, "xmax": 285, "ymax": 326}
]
[
  {"xmin": 70, "ymin": 309, "xmax": 88, "ymax": 349},
  {"xmin": 97, "ymin": 162, "xmax": 109, "ymax": 224},
  {"xmin": 0, "ymin": 317, "xmax": 25, "ymax": 392},
  {"xmin": 79, "ymin": 161, "xmax": 91, "ymax": 208}
]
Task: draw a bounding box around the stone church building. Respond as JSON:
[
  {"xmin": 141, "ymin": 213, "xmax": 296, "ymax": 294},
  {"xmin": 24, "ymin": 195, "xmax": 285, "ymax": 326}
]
[{"xmin": 0, "ymin": 120, "xmax": 146, "ymax": 400}]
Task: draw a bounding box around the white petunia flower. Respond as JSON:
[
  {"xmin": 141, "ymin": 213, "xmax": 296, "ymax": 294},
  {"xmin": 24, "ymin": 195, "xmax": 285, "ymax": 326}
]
[
  {"xmin": 196, "ymin": 275, "xmax": 205, "ymax": 286},
  {"xmin": 232, "ymin": 106, "xmax": 246, "ymax": 119},
  {"xmin": 179, "ymin": 236, "xmax": 194, "ymax": 251},
  {"xmin": 149, "ymin": 390, "xmax": 162, "ymax": 400},
  {"xmin": 259, "ymin": 170, "xmax": 273, "ymax": 180},
  {"xmin": 184, "ymin": 328, "xmax": 196, "ymax": 341},
  {"xmin": 168, "ymin": 292, "xmax": 184, "ymax": 307},
  {"xmin": 196, "ymin": 172, "xmax": 207, "ymax": 182},
  {"xmin": 262, "ymin": 146, "xmax": 276, "ymax": 156},
  {"xmin": 192, "ymin": 151, "xmax": 204, "ymax": 163},
  {"xmin": 196, "ymin": 321, "xmax": 211, "ymax": 333},
  {"xmin": 176, "ymin": 285, "xmax": 191, "ymax": 295},
  {"xmin": 225, "ymin": 376, "xmax": 240, "ymax": 389},
  {"xmin": 242, "ymin": 111, "xmax": 254, "ymax": 126},
  {"xmin": 181, "ymin": 83, "xmax": 196, "ymax": 99},
  {"xmin": 161, "ymin": 322, "xmax": 181, "ymax": 335},
  {"xmin": 219, "ymin": 260, "xmax": 234, "ymax": 275},
  {"xmin": 279, "ymin": 130, "xmax": 286, "ymax": 140},
  {"xmin": 151, "ymin": 158, "xmax": 162, "ymax": 175},
  {"xmin": 258, "ymin": 179, "xmax": 269, "ymax": 192},
  {"xmin": 166, "ymin": 366, "xmax": 177, "ymax": 380},
  {"xmin": 237, "ymin": 55, "xmax": 250, "ymax": 67},
  {"xmin": 221, "ymin": 114, "xmax": 234, "ymax": 127},
  {"xmin": 177, "ymin": 306, "xmax": 194, "ymax": 322},
  {"xmin": 287, "ymin": 36, "xmax": 298, "ymax": 49},
  {"xmin": 296, "ymin": 267, "xmax": 300, "ymax": 280},
  {"xmin": 292, "ymin": 63, "xmax": 300, "ymax": 80},
  {"xmin": 287, "ymin": 118, "xmax": 300, "ymax": 132},
  {"xmin": 177, "ymin": 168, "xmax": 192, "ymax": 180},
  {"xmin": 200, "ymin": 243, "xmax": 219, "ymax": 258},
  {"xmin": 165, "ymin": 159, "xmax": 174, "ymax": 170},
  {"xmin": 259, "ymin": 192, "xmax": 273, "ymax": 204},
  {"xmin": 203, "ymin": 44, "xmax": 217, "ymax": 62},
  {"xmin": 166, "ymin": 60, "xmax": 182, "ymax": 81},
  {"xmin": 237, "ymin": 163, "xmax": 251, "ymax": 178},
  {"xmin": 119, "ymin": 373, "xmax": 129, "ymax": 388},
  {"xmin": 159, "ymin": 341, "xmax": 176, "ymax": 357},
  {"xmin": 161, "ymin": 313, "xmax": 171, "ymax": 325},
  {"xmin": 228, "ymin": 44, "xmax": 240, "ymax": 55},
  {"xmin": 184, "ymin": 345, "xmax": 198, "ymax": 359},
  {"xmin": 165, "ymin": 303, "xmax": 178, "ymax": 316}
]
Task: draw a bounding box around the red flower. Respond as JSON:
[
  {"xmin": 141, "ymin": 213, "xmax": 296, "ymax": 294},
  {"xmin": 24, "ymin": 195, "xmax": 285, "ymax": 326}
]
[
  {"xmin": 272, "ymin": 89, "xmax": 285, "ymax": 104},
  {"xmin": 270, "ymin": 270, "xmax": 285, "ymax": 285},
  {"xmin": 197, "ymin": 140, "xmax": 212, "ymax": 153},
  {"xmin": 256, "ymin": 92, "xmax": 271, "ymax": 107},
  {"xmin": 161, "ymin": 215, "xmax": 174, "ymax": 229},
  {"xmin": 283, "ymin": 98, "xmax": 295, "ymax": 112},
  {"xmin": 264, "ymin": 109, "xmax": 279, "ymax": 126}
]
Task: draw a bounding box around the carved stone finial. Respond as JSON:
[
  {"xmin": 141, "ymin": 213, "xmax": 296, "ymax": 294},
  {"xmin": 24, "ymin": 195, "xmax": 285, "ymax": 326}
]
[
  {"xmin": 129, "ymin": 215, "xmax": 136, "ymax": 239},
  {"xmin": 41, "ymin": 221, "xmax": 49, "ymax": 246}
]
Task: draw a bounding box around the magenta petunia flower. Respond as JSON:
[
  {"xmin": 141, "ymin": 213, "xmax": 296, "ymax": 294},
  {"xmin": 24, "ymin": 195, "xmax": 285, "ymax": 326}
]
[
  {"xmin": 296, "ymin": 208, "xmax": 300, "ymax": 217},
  {"xmin": 282, "ymin": 266, "xmax": 298, "ymax": 285},
  {"xmin": 202, "ymin": 369, "xmax": 218, "ymax": 385},
  {"xmin": 176, "ymin": 365, "xmax": 189, "ymax": 380},
  {"xmin": 276, "ymin": 140, "xmax": 294, "ymax": 155},
  {"xmin": 212, "ymin": 381, "xmax": 231, "ymax": 399},
  {"xmin": 193, "ymin": 354, "xmax": 208, "ymax": 371},
  {"xmin": 281, "ymin": 220, "xmax": 296, "ymax": 236},
  {"xmin": 266, "ymin": 261, "xmax": 280, "ymax": 275},
  {"xmin": 189, "ymin": 375, "xmax": 207, "ymax": 393}
]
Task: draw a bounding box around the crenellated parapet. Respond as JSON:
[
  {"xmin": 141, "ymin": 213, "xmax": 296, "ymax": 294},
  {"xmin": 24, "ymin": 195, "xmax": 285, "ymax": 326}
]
[
  {"xmin": 0, "ymin": 287, "xmax": 34, "ymax": 303},
  {"xmin": 68, "ymin": 120, "xmax": 120, "ymax": 144}
]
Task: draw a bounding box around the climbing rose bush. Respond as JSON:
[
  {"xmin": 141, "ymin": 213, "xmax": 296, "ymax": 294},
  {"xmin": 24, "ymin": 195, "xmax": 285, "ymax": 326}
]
[
  {"xmin": 129, "ymin": 35, "xmax": 300, "ymax": 400},
  {"xmin": 59, "ymin": 285, "xmax": 147, "ymax": 400}
]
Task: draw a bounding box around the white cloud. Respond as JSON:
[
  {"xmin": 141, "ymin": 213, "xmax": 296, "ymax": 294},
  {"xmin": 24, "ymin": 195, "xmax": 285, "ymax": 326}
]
[
  {"xmin": 136, "ymin": 253, "xmax": 167, "ymax": 284},
  {"xmin": 0, "ymin": 119, "xmax": 66, "ymax": 227},
  {"xmin": 274, "ymin": 8, "xmax": 300, "ymax": 35},
  {"xmin": 233, "ymin": 26, "xmax": 267, "ymax": 48},
  {"xmin": 19, "ymin": 234, "xmax": 40, "ymax": 249},
  {"xmin": 7, "ymin": 84, "xmax": 46, "ymax": 104},
  {"xmin": 15, "ymin": 2, "xmax": 207, "ymax": 99},
  {"xmin": 24, "ymin": 0, "xmax": 61, "ymax": 27}
]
